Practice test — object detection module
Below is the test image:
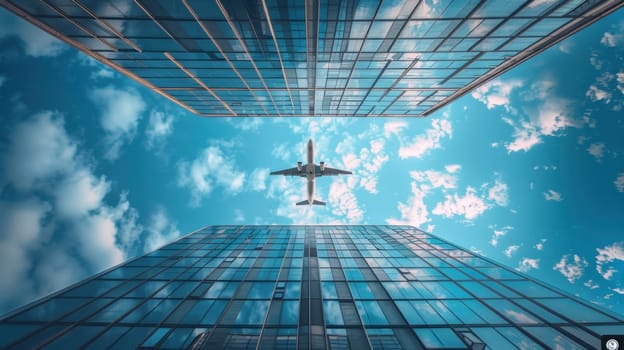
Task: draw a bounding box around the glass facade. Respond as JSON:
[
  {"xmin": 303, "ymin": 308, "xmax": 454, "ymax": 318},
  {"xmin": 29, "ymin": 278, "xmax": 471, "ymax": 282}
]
[
  {"xmin": 1, "ymin": 225, "xmax": 622, "ymax": 349},
  {"xmin": 2, "ymin": 0, "xmax": 622, "ymax": 117}
]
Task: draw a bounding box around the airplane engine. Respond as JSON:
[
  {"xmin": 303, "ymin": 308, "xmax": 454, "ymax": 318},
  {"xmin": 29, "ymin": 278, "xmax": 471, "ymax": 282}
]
[
  {"xmin": 297, "ymin": 162, "xmax": 302, "ymax": 172},
  {"xmin": 320, "ymin": 162, "xmax": 325, "ymax": 172}
]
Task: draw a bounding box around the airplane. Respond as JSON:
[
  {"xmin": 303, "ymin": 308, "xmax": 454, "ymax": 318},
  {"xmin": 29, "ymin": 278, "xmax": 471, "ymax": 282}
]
[{"xmin": 270, "ymin": 139, "xmax": 352, "ymax": 206}]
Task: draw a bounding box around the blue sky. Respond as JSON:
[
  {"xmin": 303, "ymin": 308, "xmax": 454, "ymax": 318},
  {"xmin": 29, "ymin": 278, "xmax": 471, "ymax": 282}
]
[{"xmin": 1, "ymin": 7, "xmax": 624, "ymax": 316}]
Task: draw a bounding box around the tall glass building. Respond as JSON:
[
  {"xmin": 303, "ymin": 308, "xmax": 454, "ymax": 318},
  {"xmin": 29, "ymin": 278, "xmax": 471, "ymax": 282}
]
[
  {"xmin": 1, "ymin": 0, "xmax": 622, "ymax": 117},
  {"xmin": 1, "ymin": 225, "xmax": 622, "ymax": 349}
]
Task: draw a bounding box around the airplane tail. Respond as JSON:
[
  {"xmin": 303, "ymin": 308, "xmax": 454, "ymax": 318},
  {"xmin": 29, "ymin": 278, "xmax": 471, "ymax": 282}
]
[{"xmin": 296, "ymin": 200, "xmax": 326, "ymax": 206}]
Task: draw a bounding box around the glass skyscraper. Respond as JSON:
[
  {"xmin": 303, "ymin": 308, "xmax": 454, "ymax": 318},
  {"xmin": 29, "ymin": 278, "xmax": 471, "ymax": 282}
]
[
  {"xmin": 2, "ymin": 0, "xmax": 622, "ymax": 117},
  {"xmin": 1, "ymin": 225, "xmax": 622, "ymax": 349}
]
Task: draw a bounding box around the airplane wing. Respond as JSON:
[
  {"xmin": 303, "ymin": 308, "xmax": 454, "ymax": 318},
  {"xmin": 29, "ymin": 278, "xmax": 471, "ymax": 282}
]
[
  {"xmin": 270, "ymin": 167, "xmax": 305, "ymax": 177},
  {"xmin": 315, "ymin": 165, "xmax": 352, "ymax": 176}
]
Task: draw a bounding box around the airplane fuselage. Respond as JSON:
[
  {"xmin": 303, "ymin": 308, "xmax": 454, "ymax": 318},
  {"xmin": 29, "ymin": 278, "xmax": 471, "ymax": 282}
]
[
  {"xmin": 270, "ymin": 138, "xmax": 351, "ymax": 206},
  {"xmin": 306, "ymin": 139, "xmax": 315, "ymax": 205}
]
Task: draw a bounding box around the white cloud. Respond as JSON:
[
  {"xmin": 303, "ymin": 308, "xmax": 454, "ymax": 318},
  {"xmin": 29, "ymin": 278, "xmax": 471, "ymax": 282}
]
[
  {"xmin": 0, "ymin": 200, "xmax": 51, "ymax": 310},
  {"xmin": 145, "ymin": 111, "xmax": 175, "ymax": 149},
  {"xmin": 518, "ymin": 258, "xmax": 540, "ymax": 272},
  {"xmin": 143, "ymin": 207, "xmax": 180, "ymax": 253},
  {"xmin": 234, "ymin": 209, "xmax": 245, "ymax": 223},
  {"xmin": 0, "ymin": 9, "xmax": 66, "ymax": 57},
  {"xmin": 0, "ymin": 112, "xmax": 142, "ymax": 313},
  {"xmin": 410, "ymin": 170, "xmax": 457, "ymax": 189},
  {"xmin": 73, "ymin": 197, "xmax": 131, "ymax": 268},
  {"xmin": 357, "ymin": 140, "xmax": 389, "ymax": 194},
  {"xmin": 615, "ymin": 173, "xmax": 624, "ymax": 192},
  {"xmin": 533, "ymin": 165, "xmax": 557, "ymax": 171},
  {"xmin": 432, "ymin": 187, "xmax": 489, "ymax": 221},
  {"xmin": 109, "ymin": 193, "xmax": 143, "ymax": 257},
  {"xmin": 584, "ymin": 280, "xmax": 599, "ymax": 290},
  {"xmin": 360, "ymin": 177, "xmax": 377, "ymax": 194},
  {"xmin": 3, "ymin": 112, "xmax": 77, "ymax": 190},
  {"xmin": 267, "ymin": 177, "xmax": 297, "ymax": 204},
  {"xmin": 328, "ymin": 178, "xmax": 363, "ymax": 223},
  {"xmin": 501, "ymin": 79, "xmax": 581, "ymax": 153},
  {"xmin": 403, "ymin": 172, "xmax": 507, "ymax": 225},
  {"xmin": 75, "ymin": 53, "xmax": 116, "ymax": 80},
  {"xmin": 91, "ymin": 68, "xmax": 115, "ymax": 79},
  {"xmin": 370, "ymin": 139, "xmax": 384, "ymax": 155},
  {"xmin": 75, "ymin": 53, "xmax": 98, "ymax": 67},
  {"xmin": 534, "ymin": 98, "xmax": 577, "ymax": 136},
  {"xmin": 502, "ymin": 117, "xmax": 542, "ymax": 153},
  {"xmin": 249, "ymin": 168, "xmax": 270, "ymax": 191},
  {"xmin": 553, "ymin": 254, "xmax": 588, "ymax": 283},
  {"xmin": 590, "ymin": 52, "xmax": 604, "ymax": 70},
  {"xmin": 595, "ymin": 71, "xmax": 614, "ymax": 88},
  {"xmin": 535, "ymin": 238, "xmax": 547, "ymax": 251},
  {"xmin": 522, "ymin": 80, "xmax": 555, "ymax": 102},
  {"xmin": 583, "ymin": 113, "xmax": 597, "ymax": 128},
  {"xmin": 613, "ymin": 288, "xmax": 624, "ymax": 295},
  {"xmin": 227, "ymin": 117, "xmax": 264, "ymax": 131},
  {"xmin": 596, "ymin": 242, "xmax": 624, "ymax": 280},
  {"xmin": 543, "ymin": 189, "xmax": 563, "ymax": 202},
  {"xmin": 587, "ymin": 142, "xmax": 605, "ymax": 161},
  {"xmin": 445, "ymin": 164, "xmax": 461, "ymax": 174},
  {"xmin": 267, "ymin": 177, "xmax": 314, "ymax": 223},
  {"xmin": 504, "ymin": 245, "xmax": 520, "ymax": 258},
  {"xmin": 471, "ymin": 79, "xmax": 523, "ymax": 111},
  {"xmin": 89, "ymin": 86, "xmax": 146, "ymax": 160},
  {"xmin": 487, "ymin": 179, "xmax": 509, "ymax": 206},
  {"xmin": 272, "ymin": 143, "xmax": 292, "ymax": 162},
  {"xmin": 334, "ymin": 128, "xmax": 389, "ymax": 195},
  {"xmin": 390, "ymin": 166, "xmax": 505, "ymax": 227},
  {"xmin": 273, "ymin": 117, "xmax": 351, "ymax": 141},
  {"xmin": 362, "ymin": 142, "xmax": 389, "ymax": 174},
  {"xmin": 586, "ymin": 85, "xmax": 612, "ymax": 103},
  {"xmin": 54, "ymin": 169, "xmax": 110, "ymax": 219},
  {"xmin": 177, "ymin": 145, "xmax": 246, "ymax": 205},
  {"xmin": 383, "ymin": 120, "xmax": 408, "ymax": 138},
  {"xmin": 601, "ymin": 32, "xmax": 620, "ymax": 47},
  {"xmin": 615, "ymin": 72, "xmax": 624, "ymax": 95},
  {"xmin": 387, "ymin": 183, "xmax": 429, "ymax": 228},
  {"xmin": 398, "ymin": 118, "xmax": 452, "ymax": 159},
  {"xmin": 34, "ymin": 248, "xmax": 87, "ymax": 298},
  {"xmin": 342, "ymin": 153, "xmax": 361, "ymax": 170},
  {"xmin": 558, "ymin": 40, "xmax": 573, "ymax": 54},
  {"xmin": 600, "ymin": 269, "xmax": 617, "ymax": 281},
  {"xmin": 489, "ymin": 225, "xmax": 512, "ymax": 247},
  {"xmin": 336, "ymin": 137, "xmax": 355, "ymax": 156}
]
